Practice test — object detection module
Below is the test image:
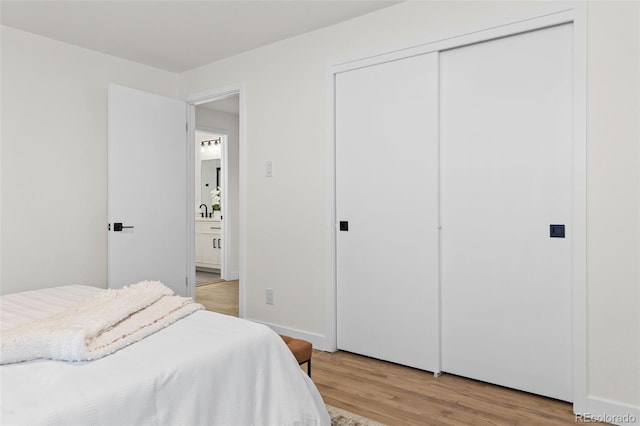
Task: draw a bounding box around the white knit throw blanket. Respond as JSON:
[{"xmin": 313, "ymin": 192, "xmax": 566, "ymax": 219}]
[{"xmin": 0, "ymin": 281, "xmax": 203, "ymax": 364}]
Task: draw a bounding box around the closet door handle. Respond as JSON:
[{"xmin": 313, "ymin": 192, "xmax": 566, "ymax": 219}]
[{"xmin": 213, "ymin": 239, "xmax": 216, "ymax": 248}]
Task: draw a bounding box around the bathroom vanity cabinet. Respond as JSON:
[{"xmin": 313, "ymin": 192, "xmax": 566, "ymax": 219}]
[{"xmin": 196, "ymin": 218, "xmax": 221, "ymax": 270}]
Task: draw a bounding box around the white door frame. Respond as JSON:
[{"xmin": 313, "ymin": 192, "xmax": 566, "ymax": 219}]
[
  {"xmin": 185, "ymin": 84, "xmax": 246, "ymax": 318},
  {"xmin": 327, "ymin": 4, "xmax": 587, "ymax": 412}
]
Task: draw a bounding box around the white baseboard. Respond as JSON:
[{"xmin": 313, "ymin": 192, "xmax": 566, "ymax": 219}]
[
  {"xmin": 249, "ymin": 319, "xmax": 332, "ymax": 351},
  {"xmin": 575, "ymin": 397, "xmax": 640, "ymax": 425},
  {"xmin": 224, "ymin": 270, "xmax": 239, "ymax": 281}
]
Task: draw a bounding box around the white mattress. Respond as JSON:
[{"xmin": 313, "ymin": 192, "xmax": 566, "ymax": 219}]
[{"xmin": 0, "ymin": 285, "xmax": 330, "ymax": 426}]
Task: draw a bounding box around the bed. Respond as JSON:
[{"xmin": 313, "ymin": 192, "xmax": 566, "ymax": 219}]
[{"xmin": 0, "ymin": 284, "xmax": 330, "ymax": 425}]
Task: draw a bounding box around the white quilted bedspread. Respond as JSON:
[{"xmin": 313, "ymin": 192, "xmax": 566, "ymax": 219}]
[{"xmin": 0, "ymin": 285, "xmax": 330, "ymax": 426}]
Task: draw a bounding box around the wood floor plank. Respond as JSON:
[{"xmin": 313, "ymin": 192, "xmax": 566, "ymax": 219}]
[
  {"xmin": 195, "ymin": 280, "xmax": 238, "ymax": 317},
  {"xmin": 310, "ymin": 350, "xmax": 587, "ymax": 426},
  {"xmin": 196, "ymin": 281, "xmax": 597, "ymax": 425}
]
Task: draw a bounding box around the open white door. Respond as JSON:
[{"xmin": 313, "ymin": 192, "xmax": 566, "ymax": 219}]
[{"xmin": 108, "ymin": 84, "xmax": 188, "ymax": 296}]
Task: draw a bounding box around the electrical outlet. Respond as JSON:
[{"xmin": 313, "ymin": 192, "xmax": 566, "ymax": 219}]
[{"xmin": 266, "ymin": 288, "xmax": 274, "ymax": 305}]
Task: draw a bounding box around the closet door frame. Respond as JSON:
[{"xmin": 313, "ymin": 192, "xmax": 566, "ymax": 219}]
[{"xmin": 327, "ymin": 4, "xmax": 587, "ymax": 412}]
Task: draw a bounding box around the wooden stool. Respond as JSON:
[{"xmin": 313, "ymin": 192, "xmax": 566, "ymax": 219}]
[{"xmin": 280, "ymin": 335, "xmax": 312, "ymax": 377}]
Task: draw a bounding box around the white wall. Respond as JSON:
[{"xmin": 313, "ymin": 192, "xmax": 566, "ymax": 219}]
[
  {"xmin": 179, "ymin": 0, "xmax": 576, "ymax": 338},
  {"xmin": 1, "ymin": 0, "xmax": 637, "ymax": 415},
  {"xmin": 0, "ymin": 26, "xmax": 178, "ymax": 295},
  {"xmin": 586, "ymin": 1, "xmax": 640, "ymax": 407},
  {"xmin": 196, "ymin": 108, "xmax": 240, "ymax": 280},
  {"xmin": 177, "ymin": 0, "xmax": 639, "ymax": 412}
]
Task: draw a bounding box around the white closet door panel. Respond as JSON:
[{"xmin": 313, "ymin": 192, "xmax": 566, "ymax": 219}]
[
  {"xmin": 336, "ymin": 53, "xmax": 439, "ymax": 371},
  {"xmin": 440, "ymin": 24, "xmax": 573, "ymax": 401}
]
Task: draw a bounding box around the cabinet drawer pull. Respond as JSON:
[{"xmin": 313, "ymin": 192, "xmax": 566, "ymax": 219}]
[
  {"xmin": 213, "ymin": 239, "xmax": 216, "ymax": 248},
  {"xmin": 218, "ymin": 238, "xmax": 221, "ymax": 248}
]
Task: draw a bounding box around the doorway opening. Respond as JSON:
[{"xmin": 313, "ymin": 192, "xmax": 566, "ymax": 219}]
[
  {"xmin": 195, "ymin": 129, "xmax": 224, "ymax": 283},
  {"xmin": 193, "ymin": 95, "xmax": 240, "ymax": 317}
]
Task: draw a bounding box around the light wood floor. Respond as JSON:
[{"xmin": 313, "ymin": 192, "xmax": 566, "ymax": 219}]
[
  {"xmin": 195, "ymin": 280, "xmax": 239, "ymax": 317},
  {"xmin": 195, "ymin": 282, "xmax": 587, "ymax": 425},
  {"xmin": 312, "ymin": 350, "xmax": 585, "ymax": 425}
]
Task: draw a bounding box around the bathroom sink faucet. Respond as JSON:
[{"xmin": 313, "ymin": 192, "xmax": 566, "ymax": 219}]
[{"xmin": 199, "ymin": 204, "xmax": 209, "ymax": 218}]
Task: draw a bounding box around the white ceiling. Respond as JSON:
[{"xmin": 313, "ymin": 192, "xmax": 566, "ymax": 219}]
[{"xmin": 0, "ymin": 0, "xmax": 401, "ymax": 73}]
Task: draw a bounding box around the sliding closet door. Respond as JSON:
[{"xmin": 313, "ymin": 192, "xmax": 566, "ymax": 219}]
[
  {"xmin": 335, "ymin": 53, "xmax": 439, "ymax": 372},
  {"xmin": 440, "ymin": 24, "xmax": 573, "ymax": 401}
]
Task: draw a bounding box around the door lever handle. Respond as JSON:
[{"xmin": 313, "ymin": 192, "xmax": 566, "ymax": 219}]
[{"xmin": 113, "ymin": 223, "xmax": 134, "ymax": 232}]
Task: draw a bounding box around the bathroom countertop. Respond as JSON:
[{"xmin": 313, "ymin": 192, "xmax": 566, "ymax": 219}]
[{"xmin": 196, "ymin": 216, "xmax": 221, "ymax": 222}]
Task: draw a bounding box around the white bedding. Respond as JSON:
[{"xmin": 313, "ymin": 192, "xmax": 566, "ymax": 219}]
[
  {"xmin": 0, "ymin": 285, "xmax": 330, "ymax": 426},
  {"xmin": 2, "ymin": 282, "xmax": 204, "ymax": 364}
]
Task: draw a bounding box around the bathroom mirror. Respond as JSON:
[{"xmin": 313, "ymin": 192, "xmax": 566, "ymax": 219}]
[{"xmin": 201, "ymin": 159, "xmax": 221, "ymax": 208}]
